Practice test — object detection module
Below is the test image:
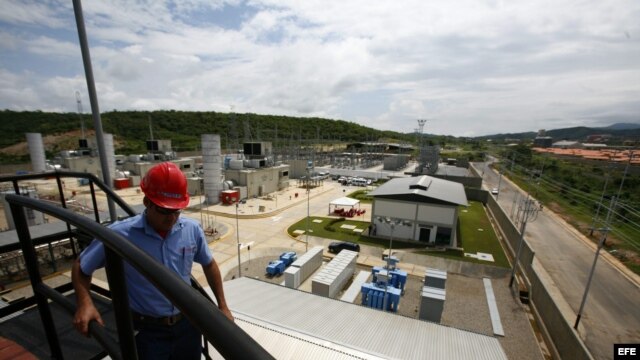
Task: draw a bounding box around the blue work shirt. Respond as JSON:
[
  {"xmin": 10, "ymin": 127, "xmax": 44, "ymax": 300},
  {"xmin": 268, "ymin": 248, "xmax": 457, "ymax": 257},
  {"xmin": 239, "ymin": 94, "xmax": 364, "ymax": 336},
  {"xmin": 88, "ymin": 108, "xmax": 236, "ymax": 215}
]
[{"xmin": 79, "ymin": 212, "xmax": 213, "ymax": 317}]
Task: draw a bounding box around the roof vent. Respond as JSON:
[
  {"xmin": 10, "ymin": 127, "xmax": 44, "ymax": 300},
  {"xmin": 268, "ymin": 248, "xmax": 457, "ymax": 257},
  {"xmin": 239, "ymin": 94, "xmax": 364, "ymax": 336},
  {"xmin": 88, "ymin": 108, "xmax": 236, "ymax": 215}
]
[{"xmin": 409, "ymin": 176, "xmax": 432, "ymax": 191}]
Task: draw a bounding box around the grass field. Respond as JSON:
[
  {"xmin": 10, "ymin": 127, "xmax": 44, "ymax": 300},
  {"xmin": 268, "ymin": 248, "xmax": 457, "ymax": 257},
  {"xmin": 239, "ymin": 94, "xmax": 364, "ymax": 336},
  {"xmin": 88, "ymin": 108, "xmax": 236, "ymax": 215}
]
[{"xmin": 287, "ymin": 201, "xmax": 510, "ymax": 268}]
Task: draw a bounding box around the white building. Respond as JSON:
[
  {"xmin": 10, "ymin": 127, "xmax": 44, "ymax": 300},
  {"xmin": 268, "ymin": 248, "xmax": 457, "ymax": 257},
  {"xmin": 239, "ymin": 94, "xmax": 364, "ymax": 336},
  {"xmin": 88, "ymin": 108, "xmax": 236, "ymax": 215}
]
[{"xmin": 369, "ymin": 175, "xmax": 468, "ymax": 247}]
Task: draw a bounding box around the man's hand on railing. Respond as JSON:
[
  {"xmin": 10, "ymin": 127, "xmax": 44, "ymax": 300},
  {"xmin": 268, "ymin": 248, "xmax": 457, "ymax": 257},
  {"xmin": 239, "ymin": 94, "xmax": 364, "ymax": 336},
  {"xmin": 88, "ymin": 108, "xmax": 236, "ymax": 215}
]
[
  {"xmin": 72, "ymin": 258, "xmax": 105, "ymax": 337},
  {"xmin": 219, "ymin": 304, "xmax": 234, "ymax": 323},
  {"xmin": 74, "ymin": 303, "xmax": 104, "ymax": 337}
]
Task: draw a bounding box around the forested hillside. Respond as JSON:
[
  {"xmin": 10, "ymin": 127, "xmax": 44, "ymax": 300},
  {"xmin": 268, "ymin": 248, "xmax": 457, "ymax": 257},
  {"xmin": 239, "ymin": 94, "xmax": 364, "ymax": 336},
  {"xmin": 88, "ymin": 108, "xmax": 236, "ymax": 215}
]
[
  {"xmin": 474, "ymin": 126, "xmax": 640, "ymax": 143},
  {"xmin": 0, "ymin": 110, "xmax": 423, "ymax": 160}
]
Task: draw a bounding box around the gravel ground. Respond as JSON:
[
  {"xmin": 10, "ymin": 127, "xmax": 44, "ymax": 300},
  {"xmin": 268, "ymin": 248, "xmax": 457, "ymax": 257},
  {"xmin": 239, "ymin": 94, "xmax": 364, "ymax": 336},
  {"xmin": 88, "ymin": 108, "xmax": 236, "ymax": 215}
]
[
  {"xmin": 4, "ymin": 252, "xmax": 544, "ymax": 360},
  {"xmin": 224, "ymin": 255, "xmax": 545, "ymax": 360}
]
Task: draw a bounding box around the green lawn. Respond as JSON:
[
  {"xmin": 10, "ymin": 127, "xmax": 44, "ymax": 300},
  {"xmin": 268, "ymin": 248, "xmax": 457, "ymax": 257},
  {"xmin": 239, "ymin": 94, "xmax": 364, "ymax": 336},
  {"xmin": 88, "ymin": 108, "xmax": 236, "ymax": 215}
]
[
  {"xmin": 347, "ymin": 189, "xmax": 373, "ymax": 203},
  {"xmin": 287, "ymin": 201, "xmax": 510, "ymax": 268},
  {"xmin": 415, "ymin": 201, "xmax": 510, "ymax": 268},
  {"xmin": 288, "ymin": 216, "xmax": 417, "ymax": 248}
]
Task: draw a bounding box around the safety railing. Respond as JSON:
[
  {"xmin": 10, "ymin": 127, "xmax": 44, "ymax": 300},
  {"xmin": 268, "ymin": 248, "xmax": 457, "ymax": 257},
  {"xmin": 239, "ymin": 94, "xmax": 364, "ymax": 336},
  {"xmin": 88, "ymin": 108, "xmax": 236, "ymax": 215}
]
[
  {"xmin": 5, "ymin": 193, "xmax": 273, "ymax": 359},
  {"xmin": 0, "ymin": 170, "xmax": 272, "ymax": 359},
  {"xmin": 0, "ymin": 170, "xmax": 136, "ymax": 255}
]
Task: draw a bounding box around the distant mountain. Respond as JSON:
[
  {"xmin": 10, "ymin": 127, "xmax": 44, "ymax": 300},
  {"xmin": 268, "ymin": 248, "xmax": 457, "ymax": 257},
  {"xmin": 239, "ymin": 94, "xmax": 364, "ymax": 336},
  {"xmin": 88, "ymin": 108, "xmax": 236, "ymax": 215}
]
[
  {"xmin": 600, "ymin": 123, "xmax": 640, "ymax": 130},
  {"xmin": 475, "ymin": 125, "xmax": 640, "ymax": 142}
]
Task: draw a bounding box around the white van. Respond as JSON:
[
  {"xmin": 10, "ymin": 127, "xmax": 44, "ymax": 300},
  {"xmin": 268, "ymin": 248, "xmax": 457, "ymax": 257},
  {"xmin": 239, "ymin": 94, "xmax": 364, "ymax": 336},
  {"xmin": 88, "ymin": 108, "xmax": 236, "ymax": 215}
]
[{"xmin": 352, "ymin": 178, "xmax": 367, "ymax": 186}]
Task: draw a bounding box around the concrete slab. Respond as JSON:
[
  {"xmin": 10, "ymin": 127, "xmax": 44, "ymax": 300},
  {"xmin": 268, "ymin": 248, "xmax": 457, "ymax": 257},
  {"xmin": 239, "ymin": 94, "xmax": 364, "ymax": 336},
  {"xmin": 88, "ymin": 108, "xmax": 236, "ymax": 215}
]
[
  {"xmin": 340, "ymin": 270, "xmax": 371, "ymax": 303},
  {"xmin": 483, "ymin": 278, "xmax": 504, "ymax": 337}
]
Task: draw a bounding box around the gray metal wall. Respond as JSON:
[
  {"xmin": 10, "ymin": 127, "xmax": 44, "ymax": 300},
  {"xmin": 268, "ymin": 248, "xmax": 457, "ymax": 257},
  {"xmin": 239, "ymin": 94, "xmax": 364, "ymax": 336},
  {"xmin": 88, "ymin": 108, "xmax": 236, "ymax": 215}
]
[
  {"xmin": 529, "ymin": 259, "xmax": 593, "ymax": 360},
  {"xmin": 432, "ymin": 174, "xmax": 483, "ymax": 189},
  {"xmin": 485, "ymin": 190, "xmax": 592, "ymax": 360}
]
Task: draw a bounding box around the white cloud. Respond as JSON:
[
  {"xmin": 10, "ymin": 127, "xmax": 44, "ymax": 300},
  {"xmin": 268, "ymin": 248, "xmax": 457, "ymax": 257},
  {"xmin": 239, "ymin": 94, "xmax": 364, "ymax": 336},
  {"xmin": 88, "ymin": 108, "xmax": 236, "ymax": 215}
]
[
  {"xmin": 27, "ymin": 36, "xmax": 78, "ymax": 58},
  {"xmin": 0, "ymin": 0, "xmax": 70, "ymax": 28},
  {"xmin": 0, "ymin": 0, "xmax": 638, "ymax": 136}
]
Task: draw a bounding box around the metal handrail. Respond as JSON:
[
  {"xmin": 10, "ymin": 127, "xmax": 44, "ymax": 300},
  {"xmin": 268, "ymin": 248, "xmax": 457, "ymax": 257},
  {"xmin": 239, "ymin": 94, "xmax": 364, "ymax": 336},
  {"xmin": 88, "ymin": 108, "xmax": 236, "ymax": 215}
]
[
  {"xmin": 0, "ymin": 170, "xmax": 137, "ymax": 217},
  {"xmin": 6, "ymin": 194, "xmax": 274, "ymax": 360}
]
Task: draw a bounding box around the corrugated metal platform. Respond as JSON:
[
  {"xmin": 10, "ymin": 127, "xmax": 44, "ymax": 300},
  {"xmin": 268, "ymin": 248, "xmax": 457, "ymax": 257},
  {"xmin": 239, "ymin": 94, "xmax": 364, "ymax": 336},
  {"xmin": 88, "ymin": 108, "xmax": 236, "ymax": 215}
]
[{"xmin": 213, "ymin": 277, "xmax": 508, "ymax": 360}]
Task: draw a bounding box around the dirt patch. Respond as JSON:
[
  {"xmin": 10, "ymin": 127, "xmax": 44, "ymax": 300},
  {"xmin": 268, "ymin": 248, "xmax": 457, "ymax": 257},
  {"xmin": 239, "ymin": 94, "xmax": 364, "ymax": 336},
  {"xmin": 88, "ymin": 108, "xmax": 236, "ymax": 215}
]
[{"xmin": 0, "ymin": 129, "xmax": 123, "ymax": 157}]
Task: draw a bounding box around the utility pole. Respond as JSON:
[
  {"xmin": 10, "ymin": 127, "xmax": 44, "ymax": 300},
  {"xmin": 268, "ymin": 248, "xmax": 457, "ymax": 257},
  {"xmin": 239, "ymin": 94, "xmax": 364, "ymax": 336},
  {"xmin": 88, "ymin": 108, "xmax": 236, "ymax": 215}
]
[
  {"xmin": 306, "ymin": 160, "xmax": 313, "ymax": 252},
  {"xmin": 575, "ymin": 196, "xmax": 615, "ymax": 329},
  {"xmin": 236, "ymin": 202, "xmax": 241, "ymax": 277},
  {"xmin": 75, "ymin": 90, "xmax": 85, "ymax": 139},
  {"xmin": 589, "ymin": 170, "xmax": 611, "ymax": 237},
  {"xmin": 510, "ymin": 192, "xmax": 520, "ymax": 221},
  {"xmin": 509, "ymin": 193, "xmax": 539, "ymax": 288},
  {"xmin": 533, "ymin": 155, "xmax": 547, "ymax": 198},
  {"xmin": 496, "ymin": 166, "xmax": 503, "ymax": 200}
]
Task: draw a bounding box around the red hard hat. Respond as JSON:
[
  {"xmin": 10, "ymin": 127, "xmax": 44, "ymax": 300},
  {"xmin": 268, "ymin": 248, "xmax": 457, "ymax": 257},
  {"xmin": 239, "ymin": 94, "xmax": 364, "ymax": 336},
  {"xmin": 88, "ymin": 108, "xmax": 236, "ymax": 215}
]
[{"xmin": 140, "ymin": 162, "xmax": 189, "ymax": 209}]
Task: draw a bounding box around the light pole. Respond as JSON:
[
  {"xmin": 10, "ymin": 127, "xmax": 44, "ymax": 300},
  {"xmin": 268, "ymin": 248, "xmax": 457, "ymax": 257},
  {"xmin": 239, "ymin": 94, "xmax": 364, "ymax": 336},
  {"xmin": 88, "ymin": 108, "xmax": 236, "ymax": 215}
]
[
  {"xmin": 306, "ymin": 161, "xmax": 313, "ymax": 252},
  {"xmin": 235, "ymin": 201, "xmax": 241, "ymax": 278},
  {"xmin": 200, "ymin": 192, "xmax": 204, "ymax": 229},
  {"xmin": 375, "ymin": 216, "xmax": 410, "ymax": 311}
]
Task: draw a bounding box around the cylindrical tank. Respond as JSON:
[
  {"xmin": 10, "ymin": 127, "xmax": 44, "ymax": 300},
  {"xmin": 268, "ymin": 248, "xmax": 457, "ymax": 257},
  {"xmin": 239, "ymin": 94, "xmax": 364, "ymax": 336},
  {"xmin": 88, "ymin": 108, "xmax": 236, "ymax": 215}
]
[
  {"xmin": 223, "ymin": 180, "xmax": 235, "ymax": 190},
  {"xmin": 104, "ymin": 133, "xmax": 116, "ymax": 179},
  {"xmin": 229, "ymin": 159, "xmax": 243, "ymax": 170},
  {"xmin": 202, "ymin": 134, "xmax": 224, "ymax": 204},
  {"xmin": 26, "ymin": 133, "xmax": 46, "ymax": 172}
]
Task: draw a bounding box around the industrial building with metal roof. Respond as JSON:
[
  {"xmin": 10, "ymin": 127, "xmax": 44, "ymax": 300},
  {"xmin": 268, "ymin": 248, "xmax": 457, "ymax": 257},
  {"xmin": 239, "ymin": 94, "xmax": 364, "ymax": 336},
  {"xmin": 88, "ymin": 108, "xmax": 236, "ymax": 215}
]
[
  {"xmin": 208, "ymin": 277, "xmax": 508, "ymax": 360},
  {"xmin": 367, "ymin": 175, "xmax": 468, "ymax": 247}
]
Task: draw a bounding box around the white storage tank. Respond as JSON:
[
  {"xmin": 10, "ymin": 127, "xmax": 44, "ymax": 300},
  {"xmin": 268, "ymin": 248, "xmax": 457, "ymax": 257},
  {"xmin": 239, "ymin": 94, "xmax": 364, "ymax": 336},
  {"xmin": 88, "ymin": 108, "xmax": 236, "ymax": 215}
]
[
  {"xmin": 1, "ymin": 189, "xmax": 45, "ymax": 229},
  {"xmin": 26, "ymin": 133, "xmax": 46, "ymax": 173},
  {"xmin": 103, "ymin": 133, "xmax": 116, "ymax": 179},
  {"xmin": 202, "ymin": 134, "xmax": 224, "ymax": 204},
  {"xmin": 229, "ymin": 159, "xmax": 244, "ymax": 170}
]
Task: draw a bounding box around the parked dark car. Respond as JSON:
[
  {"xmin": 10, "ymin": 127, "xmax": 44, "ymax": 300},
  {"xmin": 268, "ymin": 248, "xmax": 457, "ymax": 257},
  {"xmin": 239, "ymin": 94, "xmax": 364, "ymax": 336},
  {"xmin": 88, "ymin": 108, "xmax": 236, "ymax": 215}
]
[{"xmin": 328, "ymin": 241, "xmax": 360, "ymax": 254}]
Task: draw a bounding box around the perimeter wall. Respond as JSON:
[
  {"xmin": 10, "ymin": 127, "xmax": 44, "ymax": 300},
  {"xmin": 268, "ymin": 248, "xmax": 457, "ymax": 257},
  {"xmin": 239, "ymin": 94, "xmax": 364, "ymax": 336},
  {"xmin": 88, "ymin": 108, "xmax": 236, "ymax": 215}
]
[{"xmin": 470, "ymin": 166, "xmax": 593, "ymax": 360}]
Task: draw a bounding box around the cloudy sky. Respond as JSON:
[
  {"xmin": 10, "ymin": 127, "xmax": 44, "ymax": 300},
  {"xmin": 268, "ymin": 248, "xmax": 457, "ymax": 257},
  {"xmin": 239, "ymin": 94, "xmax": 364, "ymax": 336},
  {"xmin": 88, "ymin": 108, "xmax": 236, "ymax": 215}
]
[{"xmin": 1, "ymin": 0, "xmax": 639, "ymax": 136}]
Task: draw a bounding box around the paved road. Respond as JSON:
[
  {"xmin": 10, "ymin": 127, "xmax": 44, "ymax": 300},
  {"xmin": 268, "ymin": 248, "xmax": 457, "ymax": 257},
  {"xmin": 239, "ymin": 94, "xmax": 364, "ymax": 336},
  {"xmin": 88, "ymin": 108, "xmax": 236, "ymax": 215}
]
[
  {"xmin": 192, "ymin": 182, "xmax": 367, "ymax": 278},
  {"xmin": 473, "ymin": 161, "xmax": 640, "ymax": 360}
]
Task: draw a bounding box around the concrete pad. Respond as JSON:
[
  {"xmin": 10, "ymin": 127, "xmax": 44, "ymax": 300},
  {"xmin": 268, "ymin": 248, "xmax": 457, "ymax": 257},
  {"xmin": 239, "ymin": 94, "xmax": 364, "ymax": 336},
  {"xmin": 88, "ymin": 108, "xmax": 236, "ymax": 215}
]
[
  {"xmin": 340, "ymin": 270, "xmax": 371, "ymax": 303},
  {"xmin": 477, "ymin": 253, "xmax": 495, "ymax": 262},
  {"xmin": 340, "ymin": 224, "xmax": 356, "ymax": 230},
  {"xmin": 483, "ymin": 278, "xmax": 504, "ymax": 336}
]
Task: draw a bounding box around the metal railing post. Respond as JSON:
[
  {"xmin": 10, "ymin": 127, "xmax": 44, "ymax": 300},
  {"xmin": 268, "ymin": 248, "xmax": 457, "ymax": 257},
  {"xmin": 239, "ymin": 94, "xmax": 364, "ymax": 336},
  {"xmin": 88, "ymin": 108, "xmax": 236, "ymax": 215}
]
[
  {"xmin": 9, "ymin": 202, "xmax": 64, "ymax": 359},
  {"xmin": 104, "ymin": 248, "xmax": 138, "ymax": 359},
  {"xmin": 89, "ymin": 180, "xmax": 101, "ymax": 222}
]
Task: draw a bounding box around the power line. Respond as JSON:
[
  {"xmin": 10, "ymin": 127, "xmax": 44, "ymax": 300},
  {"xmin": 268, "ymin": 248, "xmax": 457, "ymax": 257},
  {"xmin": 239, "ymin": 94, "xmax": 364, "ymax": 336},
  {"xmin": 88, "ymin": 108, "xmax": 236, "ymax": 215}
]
[{"xmin": 499, "ymin": 153, "xmax": 640, "ymax": 251}]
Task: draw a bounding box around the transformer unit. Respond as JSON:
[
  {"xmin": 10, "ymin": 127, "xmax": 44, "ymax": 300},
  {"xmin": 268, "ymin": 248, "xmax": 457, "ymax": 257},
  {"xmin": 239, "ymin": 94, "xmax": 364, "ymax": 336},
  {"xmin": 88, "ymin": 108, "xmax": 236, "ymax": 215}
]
[{"xmin": 243, "ymin": 142, "xmax": 272, "ymax": 158}]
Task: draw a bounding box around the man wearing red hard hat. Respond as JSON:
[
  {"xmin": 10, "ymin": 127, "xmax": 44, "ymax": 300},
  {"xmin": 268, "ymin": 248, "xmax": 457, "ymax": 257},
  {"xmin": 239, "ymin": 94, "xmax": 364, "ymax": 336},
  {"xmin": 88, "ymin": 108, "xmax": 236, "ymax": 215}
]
[{"xmin": 72, "ymin": 162, "xmax": 232, "ymax": 359}]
